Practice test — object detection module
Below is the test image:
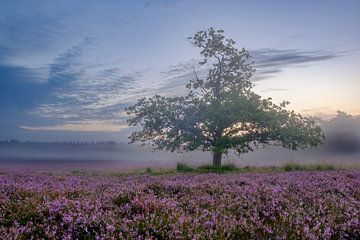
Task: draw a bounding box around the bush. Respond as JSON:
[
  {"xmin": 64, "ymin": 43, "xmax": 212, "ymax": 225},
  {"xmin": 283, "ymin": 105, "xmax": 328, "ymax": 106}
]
[
  {"xmin": 283, "ymin": 163, "xmax": 304, "ymax": 172},
  {"xmin": 176, "ymin": 163, "xmax": 193, "ymax": 173},
  {"xmin": 282, "ymin": 163, "xmax": 337, "ymax": 172},
  {"xmin": 176, "ymin": 163, "xmax": 239, "ymax": 173},
  {"xmin": 197, "ymin": 164, "xmax": 238, "ymax": 173},
  {"xmin": 146, "ymin": 167, "xmax": 175, "ymax": 175},
  {"xmin": 313, "ymin": 163, "xmax": 336, "ymax": 171}
]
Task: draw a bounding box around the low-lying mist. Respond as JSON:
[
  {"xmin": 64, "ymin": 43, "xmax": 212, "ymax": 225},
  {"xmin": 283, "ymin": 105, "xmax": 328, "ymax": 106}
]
[{"xmin": 0, "ymin": 112, "xmax": 359, "ymax": 170}]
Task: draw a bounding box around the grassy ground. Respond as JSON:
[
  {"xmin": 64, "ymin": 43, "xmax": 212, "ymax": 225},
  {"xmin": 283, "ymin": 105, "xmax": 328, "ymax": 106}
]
[
  {"xmin": 176, "ymin": 162, "xmax": 339, "ymax": 173},
  {"xmin": 90, "ymin": 162, "xmax": 360, "ymax": 177}
]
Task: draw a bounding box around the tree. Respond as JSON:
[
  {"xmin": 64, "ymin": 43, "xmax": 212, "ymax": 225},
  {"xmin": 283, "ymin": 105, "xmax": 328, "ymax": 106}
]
[
  {"xmin": 320, "ymin": 111, "xmax": 360, "ymax": 153},
  {"xmin": 126, "ymin": 28, "xmax": 324, "ymax": 166}
]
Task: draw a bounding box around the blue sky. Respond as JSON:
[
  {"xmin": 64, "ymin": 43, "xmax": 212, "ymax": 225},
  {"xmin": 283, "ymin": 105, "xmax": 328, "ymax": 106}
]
[{"xmin": 0, "ymin": 0, "xmax": 359, "ymax": 142}]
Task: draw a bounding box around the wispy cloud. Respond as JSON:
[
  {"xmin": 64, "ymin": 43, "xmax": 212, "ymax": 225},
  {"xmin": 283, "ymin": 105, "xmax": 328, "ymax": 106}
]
[
  {"xmin": 0, "ymin": 4, "xmax": 345, "ymax": 134},
  {"xmin": 0, "ymin": 11, "xmax": 63, "ymax": 63},
  {"xmin": 27, "ymin": 46, "xmax": 342, "ymax": 133},
  {"xmin": 253, "ymin": 49, "xmax": 337, "ymax": 68},
  {"xmin": 21, "ymin": 121, "xmax": 128, "ymax": 132},
  {"xmin": 0, "ymin": 0, "xmax": 358, "ymax": 141},
  {"xmin": 262, "ymin": 88, "xmax": 288, "ymax": 92},
  {"xmin": 0, "ymin": 64, "xmax": 48, "ymax": 110},
  {"xmin": 301, "ymin": 107, "xmax": 332, "ymax": 113},
  {"xmin": 251, "ymin": 48, "xmax": 340, "ymax": 80},
  {"xmin": 48, "ymin": 37, "xmax": 92, "ymax": 86}
]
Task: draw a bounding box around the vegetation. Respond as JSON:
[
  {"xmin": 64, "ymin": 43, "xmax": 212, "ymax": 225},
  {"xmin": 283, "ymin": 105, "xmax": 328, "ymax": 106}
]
[
  {"xmin": 176, "ymin": 163, "xmax": 194, "ymax": 172},
  {"xmin": 320, "ymin": 111, "xmax": 360, "ymax": 153},
  {"xmin": 126, "ymin": 28, "xmax": 324, "ymax": 166},
  {"xmin": 177, "ymin": 163, "xmax": 238, "ymax": 173},
  {"xmin": 176, "ymin": 162, "xmax": 340, "ymax": 174},
  {"xmin": 282, "ymin": 162, "xmax": 336, "ymax": 171},
  {"xmin": 2, "ymin": 171, "xmax": 360, "ymax": 239},
  {"xmin": 56, "ymin": 162, "xmax": 360, "ymax": 177}
]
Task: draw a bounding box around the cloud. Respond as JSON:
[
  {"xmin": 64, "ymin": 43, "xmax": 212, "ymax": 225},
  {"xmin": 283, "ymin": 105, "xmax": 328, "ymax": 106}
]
[
  {"xmin": 35, "ymin": 42, "xmax": 199, "ymax": 122},
  {"xmin": 301, "ymin": 107, "xmax": 332, "ymax": 113},
  {"xmin": 0, "ymin": 2, "xmax": 344, "ymax": 125},
  {"xmin": 148, "ymin": 48, "xmax": 342, "ymax": 95},
  {"xmin": 21, "ymin": 121, "xmax": 128, "ymax": 132},
  {"xmin": 150, "ymin": 49, "xmax": 343, "ymax": 93},
  {"xmin": 0, "ymin": 0, "xmax": 138, "ymax": 73},
  {"xmin": 27, "ymin": 38, "xmax": 138, "ymax": 131},
  {"xmin": 252, "ymin": 48, "xmax": 338, "ymax": 68},
  {"xmin": 252, "ymin": 69, "xmax": 282, "ymax": 81},
  {"xmin": 31, "ymin": 47, "xmax": 342, "ymax": 126},
  {"xmin": 0, "ymin": 12, "xmax": 63, "ymax": 62},
  {"xmin": 262, "ymin": 88, "xmax": 288, "ymax": 92},
  {"xmin": 250, "ymin": 48, "xmax": 343, "ymax": 80},
  {"xmin": 0, "ymin": 64, "xmax": 48, "ymax": 109},
  {"xmin": 4, "ymin": 32, "xmax": 344, "ymax": 136}
]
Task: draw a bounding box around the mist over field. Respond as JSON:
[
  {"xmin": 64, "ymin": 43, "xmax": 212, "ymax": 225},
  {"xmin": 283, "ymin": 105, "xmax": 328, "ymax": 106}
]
[{"xmin": 1, "ymin": 112, "xmax": 359, "ymax": 170}]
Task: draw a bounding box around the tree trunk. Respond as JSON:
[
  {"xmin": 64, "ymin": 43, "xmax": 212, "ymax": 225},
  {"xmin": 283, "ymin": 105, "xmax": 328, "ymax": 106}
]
[{"xmin": 213, "ymin": 152, "xmax": 222, "ymax": 167}]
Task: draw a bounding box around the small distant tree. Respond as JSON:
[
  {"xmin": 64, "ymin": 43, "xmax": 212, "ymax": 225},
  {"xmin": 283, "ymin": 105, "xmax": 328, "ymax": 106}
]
[
  {"xmin": 126, "ymin": 28, "xmax": 324, "ymax": 166},
  {"xmin": 321, "ymin": 111, "xmax": 360, "ymax": 153}
]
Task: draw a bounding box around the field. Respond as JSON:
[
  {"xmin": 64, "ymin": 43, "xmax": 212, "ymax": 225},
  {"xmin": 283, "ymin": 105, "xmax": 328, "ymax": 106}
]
[{"xmin": 1, "ymin": 170, "xmax": 360, "ymax": 239}]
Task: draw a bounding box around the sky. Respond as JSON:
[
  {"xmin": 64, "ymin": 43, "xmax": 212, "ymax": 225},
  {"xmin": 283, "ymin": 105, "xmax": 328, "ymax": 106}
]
[{"xmin": 0, "ymin": 0, "xmax": 359, "ymax": 142}]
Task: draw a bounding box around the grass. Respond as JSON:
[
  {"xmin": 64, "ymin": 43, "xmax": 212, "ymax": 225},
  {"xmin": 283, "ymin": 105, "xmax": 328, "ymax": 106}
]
[
  {"xmin": 281, "ymin": 162, "xmax": 336, "ymax": 172},
  {"xmin": 110, "ymin": 167, "xmax": 175, "ymax": 176},
  {"xmin": 176, "ymin": 163, "xmax": 194, "ymax": 172},
  {"xmin": 175, "ymin": 162, "xmax": 343, "ymax": 174},
  {"xmin": 196, "ymin": 163, "xmax": 239, "ymax": 173},
  {"xmin": 177, "ymin": 163, "xmax": 240, "ymax": 173},
  {"xmin": 49, "ymin": 162, "xmax": 359, "ymax": 177},
  {"xmin": 145, "ymin": 167, "xmax": 175, "ymax": 175}
]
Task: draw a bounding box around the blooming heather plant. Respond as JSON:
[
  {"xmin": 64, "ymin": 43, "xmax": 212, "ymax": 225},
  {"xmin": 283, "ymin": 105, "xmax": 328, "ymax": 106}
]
[{"xmin": 0, "ymin": 171, "xmax": 359, "ymax": 239}]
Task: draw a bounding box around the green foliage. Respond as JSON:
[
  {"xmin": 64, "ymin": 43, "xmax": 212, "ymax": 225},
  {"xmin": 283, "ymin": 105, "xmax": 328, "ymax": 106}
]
[
  {"xmin": 145, "ymin": 167, "xmax": 153, "ymax": 174},
  {"xmin": 113, "ymin": 193, "xmax": 134, "ymax": 206},
  {"xmin": 176, "ymin": 163, "xmax": 194, "ymax": 172},
  {"xmin": 176, "ymin": 163, "xmax": 239, "ymax": 173},
  {"xmin": 197, "ymin": 164, "xmax": 239, "ymax": 173},
  {"xmin": 175, "ymin": 163, "xmax": 338, "ymax": 174},
  {"xmin": 145, "ymin": 167, "xmax": 175, "ymax": 175},
  {"xmin": 70, "ymin": 170, "xmax": 88, "ymax": 175},
  {"xmin": 282, "ymin": 163, "xmax": 336, "ymax": 172},
  {"xmin": 126, "ymin": 28, "xmax": 325, "ymax": 165},
  {"xmin": 313, "ymin": 164, "xmax": 336, "ymax": 171}
]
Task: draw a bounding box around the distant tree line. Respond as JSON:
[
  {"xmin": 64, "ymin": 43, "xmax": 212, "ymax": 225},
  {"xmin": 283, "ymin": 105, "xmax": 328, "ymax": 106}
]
[{"xmin": 0, "ymin": 140, "xmax": 120, "ymax": 145}]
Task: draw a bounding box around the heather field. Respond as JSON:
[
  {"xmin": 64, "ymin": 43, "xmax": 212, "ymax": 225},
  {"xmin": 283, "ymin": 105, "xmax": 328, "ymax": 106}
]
[{"xmin": 1, "ymin": 170, "xmax": 360, "ymax": 239}]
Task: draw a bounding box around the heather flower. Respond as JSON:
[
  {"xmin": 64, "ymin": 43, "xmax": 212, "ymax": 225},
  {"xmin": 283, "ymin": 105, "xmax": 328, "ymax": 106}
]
[{"xmin": 0, "ymin": 171, "xmax": 359, "ymax": 239}]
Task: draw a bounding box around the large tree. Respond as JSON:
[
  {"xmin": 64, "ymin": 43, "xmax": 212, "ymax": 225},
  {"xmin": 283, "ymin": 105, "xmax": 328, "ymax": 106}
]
[{"xmin": 126, "ymin": 28, "xmax": 324, "ymax": 166}]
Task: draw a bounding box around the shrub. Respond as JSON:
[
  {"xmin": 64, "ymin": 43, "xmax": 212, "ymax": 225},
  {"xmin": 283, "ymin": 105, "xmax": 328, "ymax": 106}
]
[
  {"xmin": 197, "ymin": 163, "xmax": 238, "ymax": 173},
  {"xmin": 282, "ymin": 163, "xmax": 337, "ymax": 172},
  {"xmin": 176, "ymin": 163, "xmax": 193, "ymax": 173}
]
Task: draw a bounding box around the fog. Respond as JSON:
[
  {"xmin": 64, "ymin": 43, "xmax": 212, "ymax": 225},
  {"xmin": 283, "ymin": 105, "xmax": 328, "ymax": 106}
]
[{"xmin": 0, "ymin": 112, "xmax": 359, "ymax": 171}]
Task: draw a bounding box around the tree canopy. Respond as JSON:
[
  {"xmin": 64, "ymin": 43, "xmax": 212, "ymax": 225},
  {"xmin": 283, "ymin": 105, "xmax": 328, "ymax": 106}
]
[{"xmin": 126, "ymin": 28, "xmax": 324, "ymax": 166}]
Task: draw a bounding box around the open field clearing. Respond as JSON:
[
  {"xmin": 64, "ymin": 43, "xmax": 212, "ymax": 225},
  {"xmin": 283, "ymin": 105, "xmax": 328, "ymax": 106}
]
[{"xmin": 1, "ymin": 170, "xmax": 359, "ymax": 239}]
